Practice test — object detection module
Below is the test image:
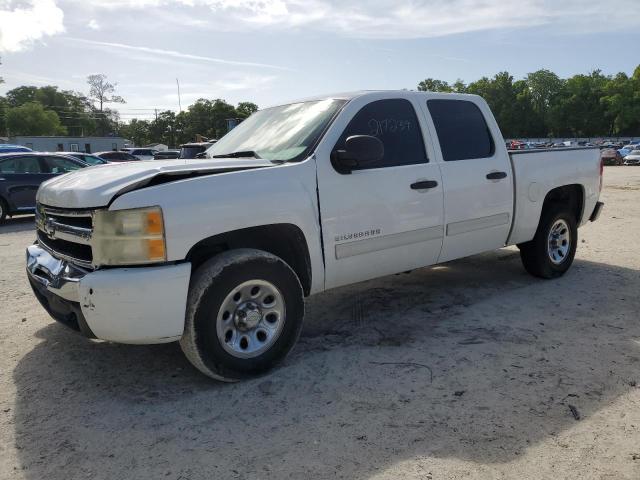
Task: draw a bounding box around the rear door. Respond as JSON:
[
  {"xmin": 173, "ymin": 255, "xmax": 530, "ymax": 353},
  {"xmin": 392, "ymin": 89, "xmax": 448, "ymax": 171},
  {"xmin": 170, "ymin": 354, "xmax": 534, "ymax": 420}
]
[
  {"xmin": 316, "ymin": 95, "xmax": 444, "ymax": 289},
  {"xmin": 424, "ymin": 98, "xmax": 513, "ymax": 262},
  {"xmin": 0, "ymin": 156, "xmax": 49, "ymax": 210}
]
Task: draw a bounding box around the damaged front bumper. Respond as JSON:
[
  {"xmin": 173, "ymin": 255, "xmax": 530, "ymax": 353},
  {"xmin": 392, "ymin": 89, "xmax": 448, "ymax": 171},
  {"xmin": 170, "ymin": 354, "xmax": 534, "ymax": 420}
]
[{"xmin": 26, "ymin": 243, "xmax": 191, "ymax": 344}]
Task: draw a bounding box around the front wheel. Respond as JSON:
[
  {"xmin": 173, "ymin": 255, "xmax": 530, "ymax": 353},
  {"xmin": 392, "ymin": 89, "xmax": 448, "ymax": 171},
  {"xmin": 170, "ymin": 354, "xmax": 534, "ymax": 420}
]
[
  {"xmin": 180, "ymin": 249, "xmax": 305, "ymax": 381},
  {"xmin": 0, "ymin": 198, "xmax": 7, "ymax": 223},
  {"xmin": 519, "ymin": 206, "xmax": 578, "ymax": 279}
]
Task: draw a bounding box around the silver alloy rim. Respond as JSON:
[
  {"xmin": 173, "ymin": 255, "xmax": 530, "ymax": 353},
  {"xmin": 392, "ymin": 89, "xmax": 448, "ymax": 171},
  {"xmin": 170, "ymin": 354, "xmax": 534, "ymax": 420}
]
[
  {"xmin": 216, "ymin": 279, "xmax": 286, "ymax": 358},
  {"xmin": 547, "ymin": 219, "xmax": 570, "ymax": 265}
]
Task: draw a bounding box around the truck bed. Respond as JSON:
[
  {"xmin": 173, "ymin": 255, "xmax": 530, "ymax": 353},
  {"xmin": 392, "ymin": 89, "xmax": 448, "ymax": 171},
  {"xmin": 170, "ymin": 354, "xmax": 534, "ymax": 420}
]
[{"xmin": 507, "ymin": 147, "xmax": 601, "ymax": 246}]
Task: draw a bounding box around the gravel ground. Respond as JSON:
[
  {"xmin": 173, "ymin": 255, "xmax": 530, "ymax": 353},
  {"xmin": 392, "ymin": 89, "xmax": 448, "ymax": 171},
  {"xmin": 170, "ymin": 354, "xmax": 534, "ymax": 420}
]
[{"xmin": 0, "ymin": 167, "xmax": 639, "ymax": 480}]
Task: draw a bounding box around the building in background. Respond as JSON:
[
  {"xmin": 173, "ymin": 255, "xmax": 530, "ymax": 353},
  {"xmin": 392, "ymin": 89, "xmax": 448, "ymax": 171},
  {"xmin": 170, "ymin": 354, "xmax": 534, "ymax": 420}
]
[{"xmin": 1, "ymin": 136, "xmax": 131, "ymax": 153}]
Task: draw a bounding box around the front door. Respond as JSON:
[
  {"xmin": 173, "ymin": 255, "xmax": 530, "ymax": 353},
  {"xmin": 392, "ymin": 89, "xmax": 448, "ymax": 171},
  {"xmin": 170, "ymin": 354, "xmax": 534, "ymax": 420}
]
[
  {"xmin": 0, "ymin": 156, "xmax": 49, "ymax": 210},
  {"xmin": 316, "ymin": 96, "xmax": 444, "ymax": 290},
  {"xmin": 424, "ymin": 98, "xmax": 514, "ymax": 262}
]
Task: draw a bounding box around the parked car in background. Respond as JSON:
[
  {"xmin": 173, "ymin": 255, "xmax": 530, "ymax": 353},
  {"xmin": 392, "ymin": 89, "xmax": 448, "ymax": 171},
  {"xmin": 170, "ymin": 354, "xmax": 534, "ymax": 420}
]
[
  {"xmin": 122, "ymin": 148, "xmax": 159, "ymax": 160},
  {"xmin": 95, "ymin": 151, "xmax": 140, "ymax": 162},
  {"xmin": 63, "ymin": 152, "xmax": 110, "ymax": 166},
  {"xmin": 601, "ymin": 148, "xmax": 623, "ymax": 166},
  {"xmin": 0, "ymin": 144, "xmax": 32, "ymax": 153},
  {"xmin": 618, "ymin": 147, "xmax": 633, "ymax": 157},
  {"xmin": 154, "ymin": 149, "xmax": 180, "ymax": 160},
  {"xmin": 623, "ymin": 150, "xmax": 640, "ymax": 165},
  {"xmin": 179, "ymin": 142, "xmax": 216, "ymax": 159},
  {"xmin": 0, "ymin": 152, "xmax": 87, "ymax": 222}
]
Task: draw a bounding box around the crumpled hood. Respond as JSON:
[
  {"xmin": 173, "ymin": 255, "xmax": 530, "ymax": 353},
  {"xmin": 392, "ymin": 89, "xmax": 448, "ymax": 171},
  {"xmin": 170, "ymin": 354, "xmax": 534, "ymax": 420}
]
[{"xmin": 37, "ymin": 158, "xmax": 275, "ymax": 209}]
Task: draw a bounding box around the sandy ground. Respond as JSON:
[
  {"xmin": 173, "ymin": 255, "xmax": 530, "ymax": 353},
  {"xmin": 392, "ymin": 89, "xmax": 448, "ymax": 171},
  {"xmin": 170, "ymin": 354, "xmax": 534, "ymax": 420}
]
[{"xmin": 0, "ymin": 167, "xmax": 639, "ymax": 480}]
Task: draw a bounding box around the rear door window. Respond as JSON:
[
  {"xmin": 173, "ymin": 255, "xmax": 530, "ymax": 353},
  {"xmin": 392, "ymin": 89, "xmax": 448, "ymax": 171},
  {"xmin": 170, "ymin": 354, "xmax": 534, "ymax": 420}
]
[
  {"xmin": 334, "ymin": 98, "xmax": 428, "ymax": 170},
  {"xmin": 427, "ymin": 99, "xmax": 494, "ymax": 161},
  {"xmin": 44, "ymin": 157, "xmax": 84, "ymax": 173}
]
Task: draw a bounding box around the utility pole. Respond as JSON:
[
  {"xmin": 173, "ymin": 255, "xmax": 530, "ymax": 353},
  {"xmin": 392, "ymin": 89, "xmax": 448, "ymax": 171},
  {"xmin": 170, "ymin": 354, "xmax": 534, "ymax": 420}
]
[
  {"xmin": 176, "ymin": 78, "xmax": 182, "ymax": 113},
  {"xmin": 155, "ymin": 108, "xmax": 158, "ymax": 121}
]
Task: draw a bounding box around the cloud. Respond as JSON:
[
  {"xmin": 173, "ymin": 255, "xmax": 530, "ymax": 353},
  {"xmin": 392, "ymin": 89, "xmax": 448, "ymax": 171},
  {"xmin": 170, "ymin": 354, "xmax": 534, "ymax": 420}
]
[
  {"xmin": 63, "ymin": 0, "xmax": 640, "ymax": 38},
  {"xmin": 3, "ymin": 0, "xmax": 639, "ymax": 55},
  {"xmin": 0, "ymin": 0, "xmax": 65, "ymax": 52},
  {"xmin": 63, "ymin": 37, "xmax": 293, "ymax": 71}
]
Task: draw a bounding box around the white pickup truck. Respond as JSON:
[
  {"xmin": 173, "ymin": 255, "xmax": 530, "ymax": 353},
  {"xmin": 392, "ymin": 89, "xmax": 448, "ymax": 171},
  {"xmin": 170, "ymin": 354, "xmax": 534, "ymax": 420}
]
[{"xmin": 26, "ymin": 91, "xmax": 604, "ymax": 381}]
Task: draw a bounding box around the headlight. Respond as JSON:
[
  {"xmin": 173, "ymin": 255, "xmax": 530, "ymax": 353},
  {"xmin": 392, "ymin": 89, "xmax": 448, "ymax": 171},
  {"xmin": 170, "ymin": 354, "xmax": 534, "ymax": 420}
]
[{"xmin": 93, "ymin": 206, "xmax": 166, "ymax": 266}]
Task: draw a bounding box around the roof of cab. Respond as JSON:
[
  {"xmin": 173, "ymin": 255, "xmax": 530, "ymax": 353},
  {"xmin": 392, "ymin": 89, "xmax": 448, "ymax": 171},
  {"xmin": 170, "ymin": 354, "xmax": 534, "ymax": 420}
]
[{"xmin": 269, "ymin": 90, "xmax": 482, "ymax": 108}]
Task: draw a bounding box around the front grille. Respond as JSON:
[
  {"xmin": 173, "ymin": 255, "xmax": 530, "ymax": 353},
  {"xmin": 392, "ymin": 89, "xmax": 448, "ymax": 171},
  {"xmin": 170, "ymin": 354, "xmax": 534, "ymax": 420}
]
[{"xmin": 36, "ymin": 204, "xmax": 95, "ymax": 268}]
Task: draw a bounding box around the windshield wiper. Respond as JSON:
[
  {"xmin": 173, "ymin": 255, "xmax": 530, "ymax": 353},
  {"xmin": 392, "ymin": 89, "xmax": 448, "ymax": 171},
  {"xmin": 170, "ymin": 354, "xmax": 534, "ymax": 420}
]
[{"xmin": 212, "ymin": 150, "xmax": 261, "ymax": 159}]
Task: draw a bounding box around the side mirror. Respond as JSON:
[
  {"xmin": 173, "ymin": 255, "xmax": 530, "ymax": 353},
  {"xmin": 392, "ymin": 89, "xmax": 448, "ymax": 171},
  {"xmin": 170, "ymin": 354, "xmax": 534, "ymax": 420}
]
[
  {"xmin": 331, "ymin": 135, "xmax": 384, "ymax": 174},
  {"xmin": 195, "ymin": 152, "xmax": 206, "ymax": 159}
]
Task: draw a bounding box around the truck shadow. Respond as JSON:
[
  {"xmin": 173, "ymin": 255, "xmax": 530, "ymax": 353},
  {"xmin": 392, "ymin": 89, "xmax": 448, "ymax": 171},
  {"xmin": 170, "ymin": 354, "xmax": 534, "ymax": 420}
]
[
  {"xmin": 0, "ymin": 215, "xmax": 35, "ymax": 234},
  {"xmin": 11, "ymin": 250, "xmax": 640, "ymax": 478}
]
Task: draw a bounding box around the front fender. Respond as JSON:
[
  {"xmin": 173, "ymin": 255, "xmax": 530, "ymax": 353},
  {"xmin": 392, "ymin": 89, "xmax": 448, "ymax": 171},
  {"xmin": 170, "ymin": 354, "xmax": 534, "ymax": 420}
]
[{"xmin": 109, "ymin": 158, "xmax": 325, "ymax": 293}]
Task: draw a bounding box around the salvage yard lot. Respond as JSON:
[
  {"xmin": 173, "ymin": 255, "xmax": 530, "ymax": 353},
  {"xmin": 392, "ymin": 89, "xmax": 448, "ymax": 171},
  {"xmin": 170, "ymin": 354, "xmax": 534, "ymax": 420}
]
[{"xmin": 0, "ymin": 167, "xmax": 639, "ymax": 479}]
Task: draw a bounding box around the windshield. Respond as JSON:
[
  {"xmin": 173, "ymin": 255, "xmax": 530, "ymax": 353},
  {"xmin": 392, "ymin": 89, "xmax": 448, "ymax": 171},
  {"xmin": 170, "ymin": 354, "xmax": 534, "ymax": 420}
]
[
  {"xmin": 205, "ymin": 99, "xmax": 346, "ymax": 161},
  {"xmin": 180, "ymin": 146, "xmax": 208, "ymax": 159},
  {"xmin": 80, "ymin": 154, "xmax": 106, "ymax": 165}
]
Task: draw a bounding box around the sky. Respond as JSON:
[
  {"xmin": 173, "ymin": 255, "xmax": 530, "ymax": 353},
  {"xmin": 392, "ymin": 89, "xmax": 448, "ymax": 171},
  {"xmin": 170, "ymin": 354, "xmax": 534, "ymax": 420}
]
[{"xmin": 0, "ymin": 0, "xmax": 638, "ymax": 121}]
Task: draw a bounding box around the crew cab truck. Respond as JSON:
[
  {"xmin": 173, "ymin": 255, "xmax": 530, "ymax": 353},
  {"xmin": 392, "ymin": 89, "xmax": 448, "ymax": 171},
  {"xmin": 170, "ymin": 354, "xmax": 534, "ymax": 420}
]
[{"xmin": 26, "ymin": 91, "xmax": 604, "ymax": 381}]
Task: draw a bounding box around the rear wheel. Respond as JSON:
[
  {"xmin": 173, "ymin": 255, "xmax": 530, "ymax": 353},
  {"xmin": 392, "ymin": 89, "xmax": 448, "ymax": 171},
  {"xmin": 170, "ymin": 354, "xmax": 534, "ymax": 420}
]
[
  {"xmin": 180, "ymin": 249, "xmax": 305, "ymax": 381},
  {"xmin": 519, "ymin": 205, "xmax": 577, "ymax": 279}
]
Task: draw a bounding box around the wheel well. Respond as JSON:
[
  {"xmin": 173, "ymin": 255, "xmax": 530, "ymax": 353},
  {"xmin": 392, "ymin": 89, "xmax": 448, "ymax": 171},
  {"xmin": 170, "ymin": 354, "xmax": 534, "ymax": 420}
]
[
  {"xmin": 186, "ymin": 224, "xmax": 312, "ymax": 296},
  {"xmin": 0, "ymin": 195, "xmax": 9, "ymax": 213},
  {"xmin": 541, "ymin": 184, "xmax": 584, "ymax": 223}
]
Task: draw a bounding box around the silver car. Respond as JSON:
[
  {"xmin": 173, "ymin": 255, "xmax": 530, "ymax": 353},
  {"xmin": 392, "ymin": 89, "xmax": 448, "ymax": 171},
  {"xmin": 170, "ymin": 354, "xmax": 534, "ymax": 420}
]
[{"xmin": 623, "ymin": 150, "xmax": 640, "ymax": 166}]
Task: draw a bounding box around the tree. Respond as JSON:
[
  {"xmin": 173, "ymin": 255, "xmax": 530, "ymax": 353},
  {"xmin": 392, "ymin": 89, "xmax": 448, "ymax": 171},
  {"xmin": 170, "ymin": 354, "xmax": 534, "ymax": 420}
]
[
  {"xmin": 181, "ymin": 98, "xmax": 237, "ymax": 140},
  {"xmin": 5, "ymin": 102, "xmax": 67, "ymax": 135},
  {"xmin": 118, "ymin": 118, "xmax": 151, "ymax": 147},
  {"xmin": 525, "ymin": 69, "xmax": 564, "ymax": 132},
  {"xmin": 549, "ymin": 70, "xmax": 610, "ymax": 137},
  {"xmin": 5, "ymin": 85, "xmax": 97, "ymax": 136},
  {"xmin": 417, "ymin": 78, "xmax": 452, "ymax": 92},
  {"xmin": 149, "ymin": 110, "xmax": 178, "ymax": 146},
  {"xmin": 600, "ymin": 72, "xmax": 640, "ymax": 135},
  {"xmin": 87, "ymin": 74, "xmax": 125, "ymax": 112},
  {"xmin": 5, "ymin": 86, "xmax": 38, "ymax": 106},
  {"xmin": 0, "ymin": 96, "xmax": 8, "ymax": 136},
  {"xmin": 236, "ymin": 102, "xmax": 259, "ymax": 118},
  {"xmin": 451, "ymin": 79, "xmax": 468, "ymax": 93}
]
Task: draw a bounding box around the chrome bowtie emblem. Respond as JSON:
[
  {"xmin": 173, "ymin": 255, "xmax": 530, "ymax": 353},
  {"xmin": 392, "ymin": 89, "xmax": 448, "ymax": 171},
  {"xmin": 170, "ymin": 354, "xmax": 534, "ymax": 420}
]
[{"xmin": 44, "ymin": 217, "xmax": 56, "ymax": 238}]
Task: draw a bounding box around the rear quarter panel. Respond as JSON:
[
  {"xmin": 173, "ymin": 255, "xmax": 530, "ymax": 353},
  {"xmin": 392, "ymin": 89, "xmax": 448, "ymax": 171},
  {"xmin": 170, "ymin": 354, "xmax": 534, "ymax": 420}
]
[{"xmin": 508, "ymin": 148, "xmax": 601, "ymax": 245}]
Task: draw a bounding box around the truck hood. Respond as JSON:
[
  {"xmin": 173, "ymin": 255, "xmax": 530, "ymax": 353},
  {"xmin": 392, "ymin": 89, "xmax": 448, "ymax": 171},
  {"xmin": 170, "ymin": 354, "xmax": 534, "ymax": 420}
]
[{"xmin": 37, "ymin": 158, "xmax": 275, "ymax": 209}]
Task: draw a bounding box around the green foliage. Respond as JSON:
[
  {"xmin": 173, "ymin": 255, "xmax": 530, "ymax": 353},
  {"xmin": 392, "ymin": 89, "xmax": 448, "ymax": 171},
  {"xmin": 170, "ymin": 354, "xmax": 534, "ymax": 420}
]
[
  {"xmin": 417, "ymin": 78, "xmax": 453, "ymax": 92},
  {"xmin": 236, "ymin": 102, "xmax": 259, "ymax": 118},
  {"xmin": 4, "ymin": 85, "xmax": 98, "ymax": 136},
  {"xmin": 418, "ymin": 66, "xmax": 640, "ymax": 137},
  {"xmin": 5, "ymin": 102, "xmax": 67, "ymax": 135},
  {"xmin": 117, "ymin": 100, "xmax": 256, "ymax": 148}
]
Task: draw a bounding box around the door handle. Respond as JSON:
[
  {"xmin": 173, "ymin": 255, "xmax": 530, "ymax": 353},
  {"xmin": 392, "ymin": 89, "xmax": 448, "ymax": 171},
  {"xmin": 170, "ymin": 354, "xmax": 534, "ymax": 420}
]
[
  {"xmin": 486, "ymin": 171, "xmax": 507, "ymax": 180},
  {"xmin": 410, "ymin": 180, "xmax": 438, "ymax": 190}
]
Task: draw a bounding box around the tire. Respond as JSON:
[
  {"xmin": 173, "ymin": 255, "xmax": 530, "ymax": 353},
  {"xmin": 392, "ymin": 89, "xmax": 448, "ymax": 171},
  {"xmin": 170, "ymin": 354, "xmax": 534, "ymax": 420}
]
[
  {"xmin": 519, "ymin": 205, "xmax": 578, "ymax": 279},
  {"xmin": 0, "ymin": 198, "xmax": 7, "ymax": 223},
  {"xmin": 180, "ymin": 248, "xmax": 305, "ymax": 381}
]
